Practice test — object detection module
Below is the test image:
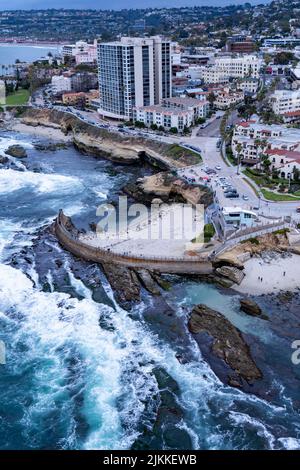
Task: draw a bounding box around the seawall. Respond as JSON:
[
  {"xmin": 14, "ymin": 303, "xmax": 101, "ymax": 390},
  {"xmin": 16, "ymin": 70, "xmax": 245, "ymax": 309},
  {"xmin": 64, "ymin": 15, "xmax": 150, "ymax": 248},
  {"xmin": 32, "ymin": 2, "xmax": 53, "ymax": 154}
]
[{"xmin": 54, "ymin": 210, "xmax": 214, "ymax": 275}]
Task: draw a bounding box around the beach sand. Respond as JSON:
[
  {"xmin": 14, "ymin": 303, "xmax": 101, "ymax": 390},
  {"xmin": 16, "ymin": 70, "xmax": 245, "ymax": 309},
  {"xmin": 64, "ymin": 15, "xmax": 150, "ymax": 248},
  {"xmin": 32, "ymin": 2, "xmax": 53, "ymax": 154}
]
[
  {"xmin": 234, "ymin": 253, "xmax": 300, "ymax": 295},
  {"xmin": 9, "ymin": 122, "xmax": 72, "ymax": 143}
]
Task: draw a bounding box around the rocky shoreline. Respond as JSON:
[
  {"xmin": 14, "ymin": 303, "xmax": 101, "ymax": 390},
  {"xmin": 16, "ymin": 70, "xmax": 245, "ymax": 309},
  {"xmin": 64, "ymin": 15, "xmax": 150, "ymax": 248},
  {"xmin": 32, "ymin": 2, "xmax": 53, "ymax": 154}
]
[
  {"xmin": 10, "ymin": 108, "xmax": 202, "ymax": 168},
  {"xmin": 3, "ymin": 116, "xmax": 300, "ymax": 403}
]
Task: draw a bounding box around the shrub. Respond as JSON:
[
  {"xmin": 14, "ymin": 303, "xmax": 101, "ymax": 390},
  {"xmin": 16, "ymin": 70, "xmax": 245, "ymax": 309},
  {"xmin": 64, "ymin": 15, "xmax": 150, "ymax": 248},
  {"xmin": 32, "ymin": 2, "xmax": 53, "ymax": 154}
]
[
  {"xmin": 241, "ymin": 237, "xmax": 260, "ymax": 245},
  {"xmin": 204, "ymin": 223, "xmax": 215, "ymax": 243},
  {"xmin": 274, "ymin": 228, "xmax": 290, "ymax": 235}
]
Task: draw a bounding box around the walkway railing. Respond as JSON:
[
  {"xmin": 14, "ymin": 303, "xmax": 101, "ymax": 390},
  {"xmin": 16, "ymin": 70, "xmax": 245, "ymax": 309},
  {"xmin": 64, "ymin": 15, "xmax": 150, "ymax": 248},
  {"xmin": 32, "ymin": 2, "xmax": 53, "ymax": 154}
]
[{"xmin": 55, "ymin": 210, "xmax": 213, "ymax": 269}]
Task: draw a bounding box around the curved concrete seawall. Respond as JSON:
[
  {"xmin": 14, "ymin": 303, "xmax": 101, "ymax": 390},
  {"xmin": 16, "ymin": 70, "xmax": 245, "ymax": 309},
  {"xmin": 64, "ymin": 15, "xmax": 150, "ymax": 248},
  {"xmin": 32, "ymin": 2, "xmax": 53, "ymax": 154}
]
[{"xmin": 54, "ymin": 210, "xmax": 213, "ymax": 275}]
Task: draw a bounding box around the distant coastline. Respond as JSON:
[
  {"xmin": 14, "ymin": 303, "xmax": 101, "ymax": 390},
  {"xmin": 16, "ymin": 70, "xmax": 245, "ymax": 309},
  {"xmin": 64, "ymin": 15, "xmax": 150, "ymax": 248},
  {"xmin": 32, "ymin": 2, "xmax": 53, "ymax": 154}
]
[{"xmin": 0, "ymin": 41, "xmax": 64, "ymax": 46}]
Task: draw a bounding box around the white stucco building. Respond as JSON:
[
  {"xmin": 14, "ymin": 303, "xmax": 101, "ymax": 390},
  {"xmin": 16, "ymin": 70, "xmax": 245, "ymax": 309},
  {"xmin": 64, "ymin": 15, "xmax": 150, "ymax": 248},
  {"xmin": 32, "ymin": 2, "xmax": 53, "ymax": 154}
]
[
  {"xmin": 198, "ymin": 54, "xmax": 262, "ymax": 84},
  {"xmin": 214, "ymin": 87, "xmax": 244, "ymax": 109},
  {"xmin": 51, "ymin": 75, "xmax": 72, "ymax": 94},
  {"xmin": 270, "ymin": 89, "xmax": 300, "ymax": 116},
  {"xmin": 134, "ymin": 97, "xmax": 209, "ymax": 131},
  {"xmin": 62, "ymin": 40, "xmax": 97, "ymax": 64},
  {"xmin": 232, "ymin": 120, "xmax": 300, "ymax": 164}
]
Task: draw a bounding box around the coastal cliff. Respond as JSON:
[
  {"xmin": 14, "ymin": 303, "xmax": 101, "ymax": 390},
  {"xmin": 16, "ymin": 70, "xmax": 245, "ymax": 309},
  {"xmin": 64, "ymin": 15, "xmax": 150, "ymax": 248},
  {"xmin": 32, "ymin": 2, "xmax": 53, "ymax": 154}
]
[{"xmin": 19, "ymin": 108, "xmax": 201, "ymax": 168}]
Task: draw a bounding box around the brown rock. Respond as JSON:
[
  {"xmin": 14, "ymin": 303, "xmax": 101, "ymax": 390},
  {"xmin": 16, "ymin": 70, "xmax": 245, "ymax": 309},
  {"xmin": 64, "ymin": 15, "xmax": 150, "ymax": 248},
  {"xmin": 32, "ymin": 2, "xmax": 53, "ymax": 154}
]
[
  {"xmin": 5, "ymin": 144, "xmax": 27, "ymax": 158},
  {"xmin": 101, "ymin": 263, "xmax": 140, "ymax": 310},
  {"xmin": 134, "ymin": 269, "xmax": 161, "ymax": 295},
  {"xmin": 188, "ymin": 304, "xmax": 262, "ymax": 383},
  {"xmin": 240, "ymin": 298, "xmax": 268, "ymax": 320},
  {"xmin": 216, "ymin": 266, "xmax": 245, "ymax": 285}
]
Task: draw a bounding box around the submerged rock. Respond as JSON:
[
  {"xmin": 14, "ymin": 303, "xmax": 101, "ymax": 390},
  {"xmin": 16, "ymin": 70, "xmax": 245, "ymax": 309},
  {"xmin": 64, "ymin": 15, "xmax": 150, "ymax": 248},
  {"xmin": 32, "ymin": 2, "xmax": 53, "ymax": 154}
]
[
  {"xmin": 188, "ymin": 304, "xmax": 262, "ymax": 385},
  {"xmin": 5, "ymin": 144, "xmax": 27, "ymax": 158},
  {"xmin": 0, "ymin": 155, "xmax": 9, "ymax": 164}
]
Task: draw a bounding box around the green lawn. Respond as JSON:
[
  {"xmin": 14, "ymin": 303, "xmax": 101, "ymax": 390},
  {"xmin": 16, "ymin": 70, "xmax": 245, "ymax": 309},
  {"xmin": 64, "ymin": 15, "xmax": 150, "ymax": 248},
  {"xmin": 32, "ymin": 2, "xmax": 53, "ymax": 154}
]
[
  {"xmin": 261, "ymin": 189, "xmax": 300, "ymax": 201},
  {"xmin": 6, "ymin": 89, "xmax": 30, "ymax": 106}
]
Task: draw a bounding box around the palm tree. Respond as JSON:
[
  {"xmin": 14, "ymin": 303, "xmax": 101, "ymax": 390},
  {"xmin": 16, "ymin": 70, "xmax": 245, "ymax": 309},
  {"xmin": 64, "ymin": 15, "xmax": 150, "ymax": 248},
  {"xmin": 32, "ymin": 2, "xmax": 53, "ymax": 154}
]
[
  {"xmin": 254, "ymin": 138, "xmax": 267, "ymax": 171},
  {"xmin": 235, "ymin": 142, "xmax": 243, "ymax": 175}
]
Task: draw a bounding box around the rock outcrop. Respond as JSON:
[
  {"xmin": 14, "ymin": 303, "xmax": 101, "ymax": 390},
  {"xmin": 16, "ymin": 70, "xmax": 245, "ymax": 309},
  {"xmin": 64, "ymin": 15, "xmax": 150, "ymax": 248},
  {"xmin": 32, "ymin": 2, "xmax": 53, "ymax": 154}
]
[
  {"xmin": 124, "ymin": 171, "xmax": 213, "ymax": 207},
  {"xmin": 134, "ymin": 268, "xmax": 161, "ymax": 295},
  {"xmin": 240, "ymin": 298, "xmax": 268, "ymax": 320},
  {"xmin": 5, "ymin": 144, "xmax": 27, "ymax": 158},
  {"xmin": 188, "ymin": 304, "xmax": 262, "ymax": 385},
  {"xmin": 101, "ymin": 263, "xmax": 141, "ymax": 310},
  {"xmin": 215, "ymin": 266, "xmax": 245, "ymax": 285}
]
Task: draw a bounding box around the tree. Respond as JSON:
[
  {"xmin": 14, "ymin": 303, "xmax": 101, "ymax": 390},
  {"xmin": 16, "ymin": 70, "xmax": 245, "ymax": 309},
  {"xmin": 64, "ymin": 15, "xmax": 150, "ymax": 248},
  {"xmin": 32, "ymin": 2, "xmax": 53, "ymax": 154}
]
[
  {"xmin": 274, "ymin": 52, "xmax": 295, "ymax": 65},
  {"xmin": 254, "ymin": 138, "xmax": 268, "ymax": 170},
  {"xmin": 134, "ymin": 120, "xmax": 146, "ymax": 128},
  {"xmin": 150, "ymin": 123, "xmax": 158, "ymax": 131},
  {"xmin": 207, "ymin": 92, "xmax": 216, "ymax": 108},
  {"xmin": 293, "ymin": 167, "xmax": 300, "ymax": 182},
  {"xmin": 262, "ymin": 156, "xmax": 272, "ymax": 175},
  {"xmin": 235, "ymin": 142, "xmax": 243, "ymax": 174},
  {"xmin": 170, "ymin": 127, "xmax": 178, "ymax": 134}
]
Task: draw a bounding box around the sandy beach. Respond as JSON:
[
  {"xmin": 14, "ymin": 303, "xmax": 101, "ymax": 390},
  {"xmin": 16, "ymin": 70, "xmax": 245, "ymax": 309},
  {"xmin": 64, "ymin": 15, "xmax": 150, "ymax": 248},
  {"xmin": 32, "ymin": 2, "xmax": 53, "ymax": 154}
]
[
  {"xmin": 80, "ymin": 203, "xmax": 206, "ymax": 258},
  {"xmin": 234, "ymin": 253, "xmax": 300, "ymax": 295},
  {"xmin": 9, "ymin": 122, "xmax": 72, "ymax": 143}
]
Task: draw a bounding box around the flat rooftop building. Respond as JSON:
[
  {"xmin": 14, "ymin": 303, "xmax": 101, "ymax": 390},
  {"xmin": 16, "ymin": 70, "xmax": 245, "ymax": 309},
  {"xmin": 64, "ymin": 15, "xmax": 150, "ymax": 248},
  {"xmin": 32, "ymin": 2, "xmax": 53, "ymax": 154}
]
[{"xmin": 97, "ymin": 36, "xmax": 171, "ymax": 120}]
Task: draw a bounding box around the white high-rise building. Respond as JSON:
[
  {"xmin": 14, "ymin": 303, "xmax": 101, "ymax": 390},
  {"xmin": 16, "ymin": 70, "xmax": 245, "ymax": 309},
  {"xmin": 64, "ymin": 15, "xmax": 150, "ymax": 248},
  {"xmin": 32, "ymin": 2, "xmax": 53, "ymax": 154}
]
[{"xmin": 97, "ymin": 37, "xmax": 171, "ymax": 120}]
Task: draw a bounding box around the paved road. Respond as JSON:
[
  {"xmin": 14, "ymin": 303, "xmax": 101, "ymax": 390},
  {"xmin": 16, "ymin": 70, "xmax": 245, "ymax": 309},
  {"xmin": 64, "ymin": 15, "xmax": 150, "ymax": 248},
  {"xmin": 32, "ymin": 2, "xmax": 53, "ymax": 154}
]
[
  {"xmin": 30, "ymin": 96, "xmax": 300, "ymax": 221},
  {"xmin": 180, "ymin": 135, "xmax": 300, "ymax": 221}
]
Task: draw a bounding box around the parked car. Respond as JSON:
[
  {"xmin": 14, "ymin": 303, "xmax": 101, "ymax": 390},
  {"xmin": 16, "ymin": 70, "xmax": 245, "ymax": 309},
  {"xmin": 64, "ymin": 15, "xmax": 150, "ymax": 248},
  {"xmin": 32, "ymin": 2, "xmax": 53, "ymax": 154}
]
[
  {"xmin": 215, "ymin": 165, "xmax": 221, "ymax": 170},
  {"xmin": 243, "ymin": 195, "xmax": 249, "ymax": 201},
  {"xmin": 224, "ymin": 188, "xmax": 237, "ymax": 194},
  {"xmin": 225, "ymin": 192, "xmax": 239, "ymax": 198},
  {"xmin": 296, "ymin": 207, "xmax": 300, "ymax": 213}
]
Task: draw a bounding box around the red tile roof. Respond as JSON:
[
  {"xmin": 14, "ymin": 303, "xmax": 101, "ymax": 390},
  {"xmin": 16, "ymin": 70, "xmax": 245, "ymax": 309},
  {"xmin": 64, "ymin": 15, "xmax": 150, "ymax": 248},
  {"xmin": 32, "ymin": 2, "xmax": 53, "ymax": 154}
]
[
  {"xmin": 266, "ymin": 148, "xmax": 300, "ymax": 161},
  {"xmin": 283, "ymin": 110, "xmax": 300, "ymax": 117}
]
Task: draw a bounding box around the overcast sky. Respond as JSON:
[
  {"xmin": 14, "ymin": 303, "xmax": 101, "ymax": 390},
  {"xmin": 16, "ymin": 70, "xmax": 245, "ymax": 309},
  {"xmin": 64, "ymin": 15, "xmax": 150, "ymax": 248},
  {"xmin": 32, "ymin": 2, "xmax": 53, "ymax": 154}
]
[{"xmin": 0, "ymin": 1, "xmax": 270, "ymax": 10}]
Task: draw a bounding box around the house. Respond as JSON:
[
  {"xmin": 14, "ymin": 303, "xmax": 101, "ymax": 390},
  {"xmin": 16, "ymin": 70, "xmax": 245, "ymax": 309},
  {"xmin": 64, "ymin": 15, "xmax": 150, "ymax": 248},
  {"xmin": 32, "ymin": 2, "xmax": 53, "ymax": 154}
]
[
  {"xmin": 266, "ymin": 148, "xmax": 300, "ymax": 179},
  {"xmin": 214, "ymin": 87, "xmax": 244, "ymax": 110}
]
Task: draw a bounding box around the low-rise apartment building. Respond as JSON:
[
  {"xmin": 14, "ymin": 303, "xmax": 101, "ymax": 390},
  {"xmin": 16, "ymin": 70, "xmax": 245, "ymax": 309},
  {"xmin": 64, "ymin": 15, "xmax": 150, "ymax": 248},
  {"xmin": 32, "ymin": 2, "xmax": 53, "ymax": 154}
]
[
  {"xmin": 214, "ymin": 87, "xmax": 244, "ymax": 109},
  {"xmin": 52, "ymin": 71, "xmax": 98, "ymax": 95},
  {"xmin": 198, "ymin": 54, "xmax": 261, "ymax": 84},
  {"xmin": 133, "ymin": 97, "xmax": 209, "ymax": 131},
  {"xmin": 52, "ymin": 75, "xmax": 72, "ymax": 94},
  {"xmin": 237, "ymin": 77, "xmax": 259, "ymax": 94},
  {"xmin": 270, "ymin": 89, "xmax": 300, "ymax": 116},
  {"xmin": 232, "ymin": 120, "xmax": 300, "ymax": 164},
  {"xmin": 62, "ymin": 89, "xmax": 99, "ymax": 107}
]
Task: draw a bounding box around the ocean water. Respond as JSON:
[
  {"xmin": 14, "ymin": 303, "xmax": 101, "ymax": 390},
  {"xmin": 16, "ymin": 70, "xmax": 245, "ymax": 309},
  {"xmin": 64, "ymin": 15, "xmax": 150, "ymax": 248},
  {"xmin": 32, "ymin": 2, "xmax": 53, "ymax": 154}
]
[
  {"xmin": 0, "ymin": 44, "xmax": 60, "ymax": 70},
  {"xmin": 0, "ymin": 131, "xmax": 300, "ymax": 450}
]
